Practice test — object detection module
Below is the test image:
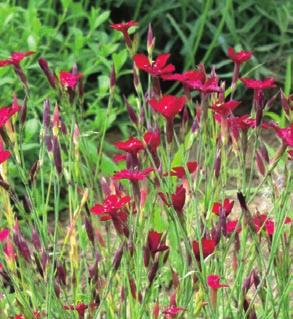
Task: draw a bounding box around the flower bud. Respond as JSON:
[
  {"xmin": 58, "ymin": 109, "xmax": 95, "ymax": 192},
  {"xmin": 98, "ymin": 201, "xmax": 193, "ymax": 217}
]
[
  {"xmin": 147, "ymin": 23, "xmax": 155, "ymax": 54},
  {"xmin": 20, "ymin": 96, "xmax": 27, "ymax": 125},
  {"xmin": 124, "ymin": 95, "xmax": 138, "ymax": 125},
  {"xmin": 38, "ymin": 57, "xmax": 56, "ymax": 88},
  {"xmin": 110, "ymin": 66, "xmax": 116, "ymax": 92},
  {"xmin": 113, "ymin": 243, "xmax": 124, "ymax": 270},
  {"xmin": 214, "ymin": 149, "xmax": 221, "ymax": 179},
  {"xmin": 85, "ymin": 217, "xmax": 95, "ymax": 245},
  {"xmin": 256, "ymin": 151, "xmax": 265, "ymax": 176},
  {"xmin": 43, "ymin": 100, "xmax": 51, "ymax": 129},
  {"xmin": 148, "ymin": 260, "xmax": 159, "ymax": 285},
  {"xmin": 56, "ymin": 262, "xmax": 66, "ymax": 286}
]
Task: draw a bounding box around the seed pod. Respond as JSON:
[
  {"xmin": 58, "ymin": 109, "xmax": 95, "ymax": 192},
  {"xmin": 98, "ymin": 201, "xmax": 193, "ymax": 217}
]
[{"xmin": 38, "ymin": 57, "xmax": 56, "ymax": 88}]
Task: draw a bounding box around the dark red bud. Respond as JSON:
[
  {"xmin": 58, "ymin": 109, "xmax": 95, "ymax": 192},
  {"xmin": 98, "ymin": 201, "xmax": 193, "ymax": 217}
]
[
  {"xmin": 38, "ymin": 57, "xmax": 56, "ymax": 88},
  {"xmin": 124, "ymin": 95, "xmax": 138, "ymax": 125},
  {"xmin": 110, "ymin": 66, "xmax": 116, "ymax": 89},
  {"xmin": 113, "ymin": 243, "xmax": 124, "ymax": 270},
  {"xmin": 214, "ymin": 149, "xmax": 221, "ymax": 178},
  {"xmin": 29, "ymin": 160, "xmax": 40, "ymax": 185},
  {"xmin": 256, "ymin": 151, "xmax": 265, "ymax": 176},
  {"xmin": 85, "ymin": 217, "xmax": 95, "ymax": 245},
  {"xmin": 143, "ymin": 245, "xmax": 150, "ymax": 267},
  {"xmin": 259, "ymin": 143, "xmax": 269, "ymax": 163},
  {"xmin": 148, "ymin": 260, "xmax": 159, "ymax": 285},
  {"xmin": 20, "ymin": 96, "xmax": 27, "ymax": 125}
]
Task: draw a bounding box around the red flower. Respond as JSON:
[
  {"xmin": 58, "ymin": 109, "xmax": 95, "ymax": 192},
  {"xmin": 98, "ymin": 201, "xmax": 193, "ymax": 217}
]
[
  {"xmin": 0, "ymin": 228, "xmax": 10, "ymax": 241},
  {"xmin": 149, "ymin": 95, "xmax": 185, "ymax": 120},
  {"xmin": 112, "ymin": 167, "xmax": 154, "ymax": 181},
  {"xmin": 288, "ymin": 150, "xmax": 293, "ymax": 161},
  {"xmin": 59, "ymin": 71, "xmax": 82, "ymax": 89},
  {"xmin": 64, "ymin": 303, "xmax": 88, "ymax": 317},
  {"xmin": 162, "ymin": 305, "xmax": 185, "ymax": 318},
  {"xmin": 265, "ymin": 220, "xmax": 274, "ymax": 236},
  {"xmin": 0, "ymin": 51, "xmax": 35, "ymax": 67},
  {"xmin": 226, "ymin": 220, "xmax": 241, "ymax": 234},
  {"xmin": 211, "ymin": 100, "xmax": 240, "ymax": 117},
  {"xmin": 185, "ymin": 73, "xmax": 222, "ymax": 94},
  {"xmin": 212, "ymin": 199, "xmax": 234, "ymax": 217},
  {"xmin": 253, "ymin": 214, "xmax": 269, "ymax": 233},
  {"xmin": 207, "ymin": 275, "xmax": 228, "ymax": 289},
  {"xmin": 113, "ymin": 154, "xmax": 127, "ymax": 163},
  {"xmin": 271, "ymin": 123, "xmax": 293, "ymax": 147},
  {"xmin": 166, "ymin": 161, "xmax": 198, "ymax": 179},
  {"xmin": 171, "ymin": 185, "xmax": 186, "ymax": 213},
  {"xmin": 14, "ymin": 315, "xmax": 25, "ymax": 319},
  {"xmin": 240, "ymin": 77, "xmax": 275, "ymax": 91},
  {"xmin": 192, "ymin": 237, "xmax": 216, "ymax": 260},
  {"xmin": 227, "ymin": 48, "xmax": 252, "ymax": 65},
  {"xmin": 0, "ymin": 141, "xmax": 10, "ymax": 165},
  {"xmin": 114, "ymin": 137, "xmax": 144, "ymax": 155},
  {"xmin": 91, "ymin": 194, "xmax": 130, "ymax": 221},
  {"xmin": 147, "ymin": 230, "xmax": 168, "ymax": 254},
  {"xmin": 133, "ymin": 53, "xmax": 175, "ymax": 77},
  {"xmin": 0, "ymin": 95, "xmax": 21, "ymax": 128},
  {"xmin": 111, "ymin": 20, "xmax": 138, "ymax": 32},
  {"xmin": 162, "ymin": 69, "xmax": 205, "ymax": 85},
  {"xmin": 144, "ymin": 129, "xmax": 161, "ymax": 151}
]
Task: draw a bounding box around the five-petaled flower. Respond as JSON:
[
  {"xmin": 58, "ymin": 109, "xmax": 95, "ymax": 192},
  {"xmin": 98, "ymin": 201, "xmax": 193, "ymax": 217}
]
[
  {"xmin": 240, "ymin": 77, "xmax": 275, "ymax": 91},
  {"xmin": 144, "ymin": 129, "xmax": 161, "ymax": 152},
  {"xmin": 112, "ymin": 167, "xmax": 154, "ymax": 181},
  {"xmin": 162, "ymin": 305, "xmax": 185, "ymax": 318},
  {"xmin": 211, "ymin": 100, "xmax": 240, "ymax": 117},
  {"xmin": 91, "ymin": 194, "xmax": 130, "ymax": 221},
  {"xmin": 111, "ymin": 21, "xmax": 138, "ymax": 48},
  {"xmin": 212, "ymin": 198, "xmax": 234, "ymax": 217},
  {"xmin": 134, "ymin": 53, "xmax": 175, "ymax": 77},
  {"xmin": 149, "ymin": 95, "xmax": 186, "ymax": 120},
  {"xmin": 0, "ymin": 51, "xmax": 35, "ymax": 67},
  {"xmin": 207, "ymin": 274, "xmax": 228, "ymax": 289},
  {"xmin": 166, "ymin": 161, "xmax": 198, "ymax": 179},
  {"xmin": 0, "ymin": 95, "xmax": 21, "ymax": 128},
  {"xmin": 114, "ymin": 137, "xmax": 144, "ymax": 155},
  {"xmin": 227, "ymin": 48, "xmax": 252, "ymax": 65},
  {"xmin": 59, "ymin": 71, "xmax": 82, "ymax": 89}
]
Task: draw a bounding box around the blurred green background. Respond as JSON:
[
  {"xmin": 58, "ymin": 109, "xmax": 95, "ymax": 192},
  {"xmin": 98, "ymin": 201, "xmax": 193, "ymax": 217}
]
[{"xmin": 0, "ymin": 0, "xmax": 292, "ymax": 135}]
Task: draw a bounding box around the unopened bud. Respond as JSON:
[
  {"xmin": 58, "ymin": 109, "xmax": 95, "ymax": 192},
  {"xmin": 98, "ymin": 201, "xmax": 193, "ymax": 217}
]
[
  {"xmin": 32, "ymin": 228, "xmax": 41, "ymax": 251},
  {"xmin": 148, "ymin": 260, "xmax": 159, "ymax": 285},
  {"xmin": 113, "ymin": 243, "xmax": 124, "ymax": 270},
  {"xmin": 38, "ymin": 57, "xmax": 56, "ymax": 88},
  {"xmin": 147, "ymin": 23, "xmax": 155, "ymax": 54},
  {"xmin": 124, "ymin": 95, "xmax": 138, "ymax": 125},
  {"xmin": 53, "ymin": 135, "xmax": 62, "ymax": 175}
]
